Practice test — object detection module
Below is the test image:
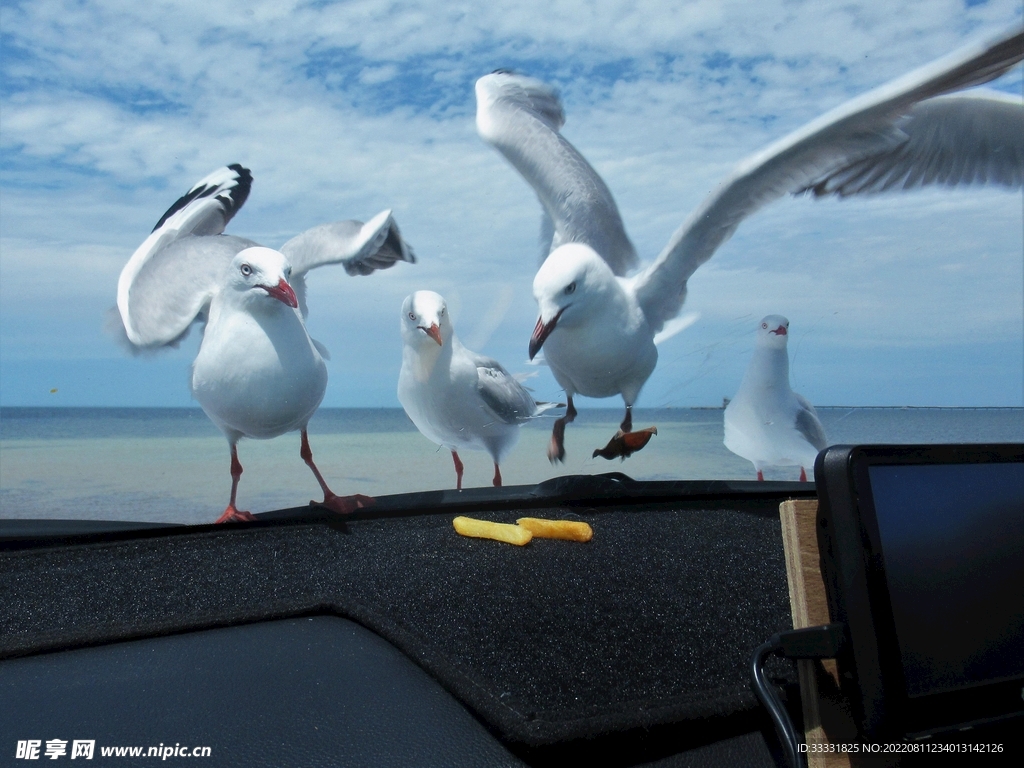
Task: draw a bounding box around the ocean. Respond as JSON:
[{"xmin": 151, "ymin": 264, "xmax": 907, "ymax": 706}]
[{"xmin": 1, "ymin": 407, "xmax": 1021, "ymax": 525}]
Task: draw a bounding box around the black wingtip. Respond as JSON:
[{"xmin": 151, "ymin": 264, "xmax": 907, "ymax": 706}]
[
  {"xmin": 224, "ymin": 164, "xmax": 253, "ymax": 215},
  {"xmin": 151, "ymin": 164, "xmax": 253, "ymax": 233}
]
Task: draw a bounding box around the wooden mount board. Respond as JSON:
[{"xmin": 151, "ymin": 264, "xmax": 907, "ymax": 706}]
[{"xmin": 779, "ymin": 500, "xmax": 899, "ymax": 768}]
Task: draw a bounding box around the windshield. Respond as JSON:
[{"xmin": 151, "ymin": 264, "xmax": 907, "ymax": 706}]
[{"xmin": 1, "ymin": 1, "xmax": 1022, "ymax": 526}]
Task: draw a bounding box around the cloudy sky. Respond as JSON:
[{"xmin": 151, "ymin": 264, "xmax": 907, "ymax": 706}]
[{"xmin": 1, "ymin": 0, "xmax": 1022, "ymax": 409}]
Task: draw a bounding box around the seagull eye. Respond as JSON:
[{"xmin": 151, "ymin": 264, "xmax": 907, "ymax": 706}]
[
  {"xmin": 564, "ymin": 281, "xmax": 576, "ymax": 295},
  {"xmin": 761, "ymin": 322, "xmax": 767, "ymax": 329},
  {"xmin": 240, "ymin": 264, "xmax": 252, "ymax": 277},
  {"xmin": 408, "ymin": 312, "xmax": 416, "ymax": 321}
]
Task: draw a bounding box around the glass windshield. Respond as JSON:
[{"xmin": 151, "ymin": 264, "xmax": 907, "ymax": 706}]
[{"xmin": 1, "ymin": 2, "xmax": 1022, "ymax": 526}]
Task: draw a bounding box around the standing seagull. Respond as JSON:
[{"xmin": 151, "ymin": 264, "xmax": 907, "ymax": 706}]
[
  {"xmin": 475, "ymin": 27, "xmax": 1023, "ymax": 462},
  {"xmin": 116, "ymin": 164, "xmax": 415, "ymax": 522},
  {"xmin": 398, "ymin": 291, "xmax": 555, "ymax": 490},
  {"xmin": 724, "ymin": 316, "xmax": 827, "ymax": 482}
]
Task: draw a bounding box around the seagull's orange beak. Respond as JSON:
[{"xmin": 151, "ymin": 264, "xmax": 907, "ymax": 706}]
[
  {"xmin": 770, "ymin": 324, "xmax": 787, "ymax": 336},
  {"xmin": 423, "ymin": 323, "xmax": 443, "ymax": 346},
  {"xmin": 263, "ymin": 278, "xmax": 298, "ymax": 308},
  {"xmin": 529, "ymin": 307, "xmax": 565, "ymax": 360}
]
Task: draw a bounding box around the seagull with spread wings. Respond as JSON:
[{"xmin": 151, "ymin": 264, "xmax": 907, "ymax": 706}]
[
  {"xmin": 115, "ymin": 164, "xmax": 416, "ymax": 522},
  {"xmin": 475, "ymin": 27, "xmax": 1023, "ymax": 462}
]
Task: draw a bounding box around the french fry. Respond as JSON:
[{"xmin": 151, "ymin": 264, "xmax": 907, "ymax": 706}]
[
  {"xmin": 516, "ymin": 517, "xmax": 593, "ymax": 542},
  {"xmin": 453, "ymin": 516, "xmax": 533, "ymax": 546}
]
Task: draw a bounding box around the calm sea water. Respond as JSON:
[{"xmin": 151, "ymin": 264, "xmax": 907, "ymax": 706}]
[{"xmin": 1, "ymin": 407, "xmax": 1021, "ymax": 525}]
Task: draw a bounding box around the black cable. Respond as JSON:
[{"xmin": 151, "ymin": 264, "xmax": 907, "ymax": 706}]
[
  {"xmin": 750, "ymin": 623, "xmax": 847, "ymax": 768},
  {"xmin": 752, "ymin": 636, "xmax": 803, "ymax": 768}
]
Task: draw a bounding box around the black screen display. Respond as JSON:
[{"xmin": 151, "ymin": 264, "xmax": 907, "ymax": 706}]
[{"xmin": 868, "ymin": 462, "xmax": 1024, "ymax": 698}]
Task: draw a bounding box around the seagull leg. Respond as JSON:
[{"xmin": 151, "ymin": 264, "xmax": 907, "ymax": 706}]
[
  {"xmin": 757, "ymin": 470, "xmax": 765, "ymax": 481},
  {"xmin": 451, "ymin": 451, "xmax": 464, "ymax": 491},
  {"xmin": 301, "ymin": 430, "xmax": 374, "ymax": 514},
  {"xmin": 548, "ymin": 395, "xmax": 577, "ymax": 463},
  {"xmin": 799, "ymin": 467, "xmax": 808, "ymax": 483},
  {"xmin": 493, "ymin": 463, "xmax": 502, "ymax": 487},
  {"xmin": 215, "ymin": 444, "xmax": 256, "ymax": 524},
  {"xmin": 621, "ymin": 404, "xmax": 633, "ymax": 433}
]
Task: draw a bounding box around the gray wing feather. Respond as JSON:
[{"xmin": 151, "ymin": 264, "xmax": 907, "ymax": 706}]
[
  {"xmin": 632, "ymin": 26, "xmax": 1024, "ymax": 334},
  {"xmin": 475, "ymin": 356, "xmax": 539, "ymax": 425},
  {"xmin": 476, "ymin": 72, "xmax": 638, "ymax": 275},
  {"xmin": 794, "ymin": 394, "xmax": 828, "ymax": 451},
  {"xmin": 280, "ymin": 209, "xmax": 416, "ymax": 278},
  {"xmin": 801, "ymin": 92, "xmax": 1023, "ymax": 196},
  {"xmin": 120, "ymin": 235, "xmax": 257, "ymax": 348},
  {"xmin": 117, "ymin": 165, "xmax": 253, "ymax": 347}
]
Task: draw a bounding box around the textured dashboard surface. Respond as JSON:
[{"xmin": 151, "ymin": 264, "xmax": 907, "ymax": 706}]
[{"xmin": 0, "ymin": 497, "xmax": 796, "ymax": 750}]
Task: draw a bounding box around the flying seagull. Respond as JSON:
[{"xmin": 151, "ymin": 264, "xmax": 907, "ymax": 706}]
[
  {"xmin": 115, "ymin": 164, "xmax": 415, "ymax": 522},
  {"xmin": 724, "ymin": 316, "xmax": 827, "ymax": 482},
  {"xmin": 398, "ymin": 290, "xmax": 558, "ymax": 489},
  {"xmin": 475, "ymin": 26, "xmax": 1023, "ymax": 462}
]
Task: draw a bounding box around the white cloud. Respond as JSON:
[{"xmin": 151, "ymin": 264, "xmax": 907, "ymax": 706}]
[{"xmin": 358, "ymin": 64, "xmax": 400, "ymax": 85}]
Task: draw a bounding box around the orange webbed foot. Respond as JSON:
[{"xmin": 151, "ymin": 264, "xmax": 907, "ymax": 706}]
[
  {"xmin": 592, "ymin": 426, "xmax": 658, "ymax": 460},
  {"xmin": 311, "ymin": 492, "xmax": 375, "ymax": 515},
  {"xmin": 215, "ymin": 505, "xmax": 257, "ymax": 524},
  {"xmin": 547, "ymin": 435, "xmax": 566, "ymax": 463}
]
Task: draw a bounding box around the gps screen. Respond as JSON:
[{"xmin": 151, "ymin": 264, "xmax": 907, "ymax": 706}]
[{"xmin": 868, "ymin": 462, "xmax": 1024, "ymax": 698}]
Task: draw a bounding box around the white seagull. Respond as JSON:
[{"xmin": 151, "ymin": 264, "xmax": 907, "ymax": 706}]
[
  {"xmin": 724, "ymin": 316, "xmax": 827, "ymax": 482},
  {"xmin": 475, "ymin": 27, "xmax": 1024, "ymax": 463},
  {"xmin": 116, "ymin": 164, "xmax": 415, "ymax": 523},
  {"xmin": 398, "ymin": 291, "xmax": 556, "ymax": 490}
]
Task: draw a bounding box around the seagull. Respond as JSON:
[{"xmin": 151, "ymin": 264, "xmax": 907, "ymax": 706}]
[
  {"xmin": 398, "ymin": 290, "xmax": 557, "ymax": 490},
  {"xmin": 475, "ymin": 27, "xmax": 1024, "ymax": 463},
  {"xmin": 115, "ymin": 164, "xmax": 415, "ymax": 523},
  {"xmin": 724, "ymin": 316, "xmax": 827, "ymax": 482}
]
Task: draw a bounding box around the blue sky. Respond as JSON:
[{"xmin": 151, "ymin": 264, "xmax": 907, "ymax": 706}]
[{"xmin": 1, "ymin": 0, "xmax": 1022, "ymax": 409}]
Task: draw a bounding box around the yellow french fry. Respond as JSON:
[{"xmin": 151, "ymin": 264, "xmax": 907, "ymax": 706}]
[
  {"xmin": 453, "ymin": 516, "xmax": 533, "ymax": 546},
  {"xmin": 516, "ymin": 517, "xmax": 593, "ymax": 542}
]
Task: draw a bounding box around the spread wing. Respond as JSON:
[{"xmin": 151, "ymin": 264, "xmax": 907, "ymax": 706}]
[
  {"xmin": 475, "ymin": 71, "xmax": 639, "ymax": 275},
  {"xmin": 281, "ymin": 210, "xmax": 417, "ymax": 318},
  {"xmin": 475, "ymin": 354, "xmax": 539, "ymax": 425},
  {"xmin": 280, "ymin": 209, "xmax": 416, "ymax": 278},
  {"xmin": 632, "ymin": 26, "xmax": 1024, "ymax": 334},
  {"xmin": 117, "ymin": 164, "xmax": 418, "ymax": 346},
  {"xmin": 800, "ymin": 91, "xmax": 1023, "ymax": 196},
  {"xmin": 116, "ymin": 165, "xmax": 253, "ymax": 348}
]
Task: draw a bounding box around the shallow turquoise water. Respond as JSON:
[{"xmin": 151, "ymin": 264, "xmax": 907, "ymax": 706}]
[{"xmin": 1, "ymin": 407, "xmax": 1021, "ymax": 525}]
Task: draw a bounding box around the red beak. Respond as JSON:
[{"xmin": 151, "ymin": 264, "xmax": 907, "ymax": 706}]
[
  {"xmin": 263, "ymin": 278, "xmax": 298, "ymax": 308},
  {"xmin": 422, "ymin": 323, "xmax": 443, "ymax": 346},
  {"xmin": 529, "ymin": 308, "xmax": 565, "ymax": 360},
  {"xmin": 770, "ymin": 325, "xmax": 787, "ymax": 336}
]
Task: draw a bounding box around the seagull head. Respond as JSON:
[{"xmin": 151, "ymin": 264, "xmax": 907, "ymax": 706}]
[
  {"xmin": 757, "ymin": 314, "xmax": 790, "ymax": 349},
  {"xmin": 401, "ymin": 291, "xmax": 452, "ymax": 349},
  {"xmin": 229, "ymin": 248, "xmax": 298, "ymax": 309},
  {"xmin": 530, "ymin": 243, "xmax": 612, "ymax": 359}
]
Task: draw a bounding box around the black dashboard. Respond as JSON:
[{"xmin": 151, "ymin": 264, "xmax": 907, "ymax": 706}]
[{"xmin": 1, "ymin": 476, "xmax": 812, "ymax": 767}]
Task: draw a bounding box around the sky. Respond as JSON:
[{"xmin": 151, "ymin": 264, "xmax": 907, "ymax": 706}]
[{"xmin": 1, "ymin": 0, "xmax": 1022, "ymax": 409}]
